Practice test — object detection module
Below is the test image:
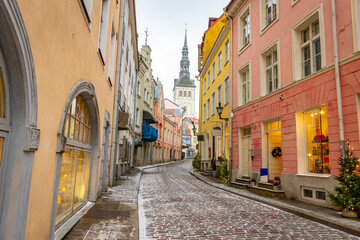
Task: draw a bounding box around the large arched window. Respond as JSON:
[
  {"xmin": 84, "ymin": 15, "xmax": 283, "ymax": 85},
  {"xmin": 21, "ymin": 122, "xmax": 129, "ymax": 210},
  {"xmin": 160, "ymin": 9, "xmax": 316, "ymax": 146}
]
[
  {"xmin": 56, "ymin": 96, "xmax": 92, "ymax": 225},
  {"xmin": 179, "ymin": 90, "xmax": 182, "ymax": 97},
  {"xmin": 188, "ymin": 91, "xmax": 191, "ymax": 97}
]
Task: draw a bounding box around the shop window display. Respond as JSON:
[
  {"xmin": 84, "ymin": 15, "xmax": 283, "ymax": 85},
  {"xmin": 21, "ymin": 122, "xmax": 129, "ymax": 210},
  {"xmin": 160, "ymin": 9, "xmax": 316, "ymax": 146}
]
[
  {"xmin": 56, "ymin": 96, "xmax": 92, "ymax": 226},
  {"xmin": 305, "ymin": 107, "xmax": 329, "ymax": 174}
]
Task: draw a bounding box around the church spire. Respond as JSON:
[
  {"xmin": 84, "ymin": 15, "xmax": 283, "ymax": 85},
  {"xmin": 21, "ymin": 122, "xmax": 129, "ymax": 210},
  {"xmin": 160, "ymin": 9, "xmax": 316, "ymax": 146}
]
[
  {"xmin": 184, "ymin": 25, "xmax": 188, "ymax": 48},
  {"xmin": 179, "ymin": 26, "xmax": 190, "ymax": 79}
]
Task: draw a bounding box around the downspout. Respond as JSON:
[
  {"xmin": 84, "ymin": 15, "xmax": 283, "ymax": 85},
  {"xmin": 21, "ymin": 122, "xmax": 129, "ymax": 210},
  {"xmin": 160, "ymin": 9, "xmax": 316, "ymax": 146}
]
[
  {"xmin": 110, "ymin": 0, "xmax": 126, "ymax": 186},
  {"xmin": 224, "ymin": 8, "xmax": 233, "ymax": 181},
  {"xmin": 331, "ymin": 0, "xmax": 346, "ymax": 157},
  {"xmin": 131, "ymin": 71, "xmax": 138, "ymax": 167}
]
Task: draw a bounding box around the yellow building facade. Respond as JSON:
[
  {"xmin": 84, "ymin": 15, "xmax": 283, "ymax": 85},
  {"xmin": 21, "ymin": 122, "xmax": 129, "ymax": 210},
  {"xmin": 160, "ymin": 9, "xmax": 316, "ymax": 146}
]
[{"xmin": 198, "ymin": 15, "xmax": 231, "ymax": 165}]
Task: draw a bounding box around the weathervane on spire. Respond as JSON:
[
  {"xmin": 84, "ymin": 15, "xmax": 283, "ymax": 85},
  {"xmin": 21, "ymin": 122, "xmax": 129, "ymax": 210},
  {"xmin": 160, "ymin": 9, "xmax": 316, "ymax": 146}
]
[
  {"xmin": 185, "ymin": 23, "xmax": 187, "ymax": 31},
  {"xmin": 144, "ymin": 28, "xmax": 150, "ymax": 45}
]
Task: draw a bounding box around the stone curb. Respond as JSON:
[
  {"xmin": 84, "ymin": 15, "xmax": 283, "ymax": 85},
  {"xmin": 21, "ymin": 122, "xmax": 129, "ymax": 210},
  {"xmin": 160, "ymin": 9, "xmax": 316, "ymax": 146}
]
[{"xmin": 189, "ymin": 170, "xmax": 360, "ymax": 238}]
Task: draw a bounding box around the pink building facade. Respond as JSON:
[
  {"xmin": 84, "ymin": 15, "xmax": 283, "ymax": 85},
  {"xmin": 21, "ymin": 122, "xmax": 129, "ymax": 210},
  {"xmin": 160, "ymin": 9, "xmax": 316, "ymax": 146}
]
[{"xmin": 227, "ymin": 0, "xmax": 360, "ymax": 207}]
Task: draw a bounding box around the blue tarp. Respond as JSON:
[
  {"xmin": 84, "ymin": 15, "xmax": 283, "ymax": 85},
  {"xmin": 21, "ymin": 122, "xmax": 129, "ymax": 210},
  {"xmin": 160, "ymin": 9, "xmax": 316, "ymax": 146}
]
[{"xmin": 142, "ymin": 121, "xmax": 158, "ymax": 142}]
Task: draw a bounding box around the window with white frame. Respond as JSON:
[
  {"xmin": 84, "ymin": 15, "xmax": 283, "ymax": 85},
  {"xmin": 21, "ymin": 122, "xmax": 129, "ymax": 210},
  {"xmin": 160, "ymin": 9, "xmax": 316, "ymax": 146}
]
[
  {"xmin": 211, "ymin": 92, "xmax": 215, "ymax": 116},
  {"xmin": 239, "ymin": 65, "xmax": 250, "ymax": 105},
  {"xmin": 136, "ymin": 108, "xmax": 140, "ymax": 126},
  {"xmin": 137, "ymin": 80, "xmax": 140, "ymax": 96},
  {"xmin": 217, "ymin": 84, "xmax": 222, "ymax": 106},
  {"xmin": 238, "ymin": 7, "xmax": 250, "ymax": 51},
  {"xmin": 259, "ymin": 0, "xmax": 278, "ymax": 32},
  {"xmin": 264, "ymin": 48, "xmax": 278, "ymax": 94},
  {"xmin": 225, "ymin": 39, "xmax": 229, "ymax": 63},
  {"xmin": 203, "ymin": 79, "xmax": 206, "ymax": 94},
  {"xmin": 108, "ymin": 21, "xmax": 116, "ymax": 85},
  {"xmin": 351, "ymin": 0, "xmax": 360, "ymax": 52},
  {"xmin": 301, "ymin": 20, "xmax": 321, "ymax": 77},
  {"xmin": 292, "ymin": 9, "xmax": 325, "ymax": 81},
  {"xmin": 212, "ymin": 63, "xmax": 215, "ymax": 82},
  {"xmin": 80, "ymin": 0, "xmax": 93, "ymax": 23},
  {"xmin": 265, "ymin": 0, "xmax": 277, "ymax": 26},
  {"xmin": 224, "ymin": 77, "xmax": 229, "ymax": 105},
  {"xmin": 98, "ymin": 0, "xmax": 110, "ymax": 65},
  {"xmin": 207, "ymin": 98, "xmax": 210, "ymax": 119},
  {"xmin": 218, "ymin": 52, "xmax": 222, "ymax": 73},
  {"xmin": 203, "ymin": 103, "xmax": 206, "ymax": 123},
  {"xmin": 207, "ymin": 71, "xmax": 210, "ymax": 88}
]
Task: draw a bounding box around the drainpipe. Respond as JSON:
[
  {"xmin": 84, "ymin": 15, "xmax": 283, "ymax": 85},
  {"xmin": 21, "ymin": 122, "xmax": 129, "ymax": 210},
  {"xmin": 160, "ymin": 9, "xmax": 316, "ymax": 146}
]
[
  {"xmin": 110, "ymin": 0, "xmax": 126, "ymax": 186},
  {"xmin": 130, "ymin": 71, "xmax": 138, "ymax": 167},
  {"xmin": 331, "ymin": 0, "xmax": 346, "ymax": 157},
  {"xmin": 224, "ymin": 8, "xmax": 233, "ymax": 181}
]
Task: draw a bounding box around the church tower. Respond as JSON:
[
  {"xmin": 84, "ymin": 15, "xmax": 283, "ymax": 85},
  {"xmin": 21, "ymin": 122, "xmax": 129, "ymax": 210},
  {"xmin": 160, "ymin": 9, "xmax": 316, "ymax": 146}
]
[{"xmin": 173, "ymin": 28, "xmax": 196, "ymax": 117}]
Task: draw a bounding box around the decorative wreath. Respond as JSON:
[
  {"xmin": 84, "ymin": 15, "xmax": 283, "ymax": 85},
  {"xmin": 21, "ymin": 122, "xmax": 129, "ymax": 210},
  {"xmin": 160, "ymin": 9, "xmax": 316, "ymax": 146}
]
[{"xmin": 272, "ymin": 147, "xmax": 282, "ymax": 158}]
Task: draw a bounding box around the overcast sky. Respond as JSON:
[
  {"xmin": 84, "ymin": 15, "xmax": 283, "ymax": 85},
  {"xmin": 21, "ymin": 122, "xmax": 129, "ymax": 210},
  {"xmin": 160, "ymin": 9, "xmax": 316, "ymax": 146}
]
[{"xmin": 135, "ymin": 0, "xmax": 230, "ymax": 118}]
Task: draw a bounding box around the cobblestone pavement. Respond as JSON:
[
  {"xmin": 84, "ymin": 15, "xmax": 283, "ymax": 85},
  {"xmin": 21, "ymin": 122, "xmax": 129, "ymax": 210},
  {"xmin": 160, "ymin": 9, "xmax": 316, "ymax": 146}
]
[{"xmin": 139, "ymin": 160, "xmax": 359, "ymax": 240}]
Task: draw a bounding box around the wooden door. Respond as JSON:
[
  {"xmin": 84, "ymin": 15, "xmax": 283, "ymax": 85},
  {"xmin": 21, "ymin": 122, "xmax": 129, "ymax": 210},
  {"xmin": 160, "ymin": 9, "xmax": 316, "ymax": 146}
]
[
  {"xmin": 242, "ymin": 135, "xmax": 251, "ymax": 177},
  {"xmin": 267, "ymin": 131, "xmax": 282, "ymax": 180}
]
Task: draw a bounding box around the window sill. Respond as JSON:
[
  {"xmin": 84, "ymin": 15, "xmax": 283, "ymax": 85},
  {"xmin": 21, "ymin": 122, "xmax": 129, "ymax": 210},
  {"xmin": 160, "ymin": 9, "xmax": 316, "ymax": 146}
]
[
  {"xmin": 297, "ymin": 68, "xmax": 323, "ymax": 82},
  {"xmin": 55, "ymin": 201, "xmax": 94, "ymax": 240},
  {"xmin": 224, "ymin": 60, "xmax": 229, "ymax": 66},
  {"xmin": 296, "ymin": 174, "xmax": 331, "ymax": 179},
  {"xmin": 238, "ymin": 42, "xmax": 251, "ymax": 55},
  {"xmin": 218, "ymin": 70, "xmax": 222, "ymax": 76},
  {"xmin": 291, "ymin": 0, "xmax": 300, "ymax": 7},
  {"xmin": 260, "ymin": 18, "xmax": 279, "ymax": 36}
]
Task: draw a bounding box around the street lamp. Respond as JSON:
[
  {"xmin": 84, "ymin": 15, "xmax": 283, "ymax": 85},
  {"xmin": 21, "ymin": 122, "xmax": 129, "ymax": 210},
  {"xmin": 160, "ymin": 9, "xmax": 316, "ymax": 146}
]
[
  {"xmin": 191, "ymin": 120, "xmax": 197, "ymax": 135},
  {"xmin": 217, "ymin": 102, "xmax": 229, "ymax": 121},
  {"xmin": 191, "ymin": 120, "xmax": 197, "ymax": 157}
]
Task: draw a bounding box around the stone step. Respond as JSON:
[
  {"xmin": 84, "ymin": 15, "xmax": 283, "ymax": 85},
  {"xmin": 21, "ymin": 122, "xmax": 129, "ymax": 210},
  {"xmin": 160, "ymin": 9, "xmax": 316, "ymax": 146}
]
[
  {"xmin": 235, "ymin": 178, "xmax": 251, "ymax": 185},
  {"xmin": 257, "ymin": 182, "xmax": 274, "ymax": 190},
  {"xmin": 249, "ymin": 185, "xmax": 285, "ymax": 198},
  {"xmin": 230, "ymin": 181, "xmax": 249, "ymax": 189},
  {"xmin": 200, "ymin": 171, "xmax": 212, "ymax": 176},
  {"xmin": 242, "ymin": 176, "xmax": 251, "ymax": 179}
]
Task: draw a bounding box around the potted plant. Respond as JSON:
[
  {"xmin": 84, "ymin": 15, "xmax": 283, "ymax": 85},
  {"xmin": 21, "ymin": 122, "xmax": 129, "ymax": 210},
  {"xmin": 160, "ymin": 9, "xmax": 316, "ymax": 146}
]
[
  {"xmin": 328, "ymin": 142, "xmax": 360, "ymax": 218},
  {"xmin": 273, "ymin": 181, "xmax": 280, "ymax": 191},
  {"xmin": 249, "ymin": 178, "xmax": 256, "ymax": 187},
  {"xmin": 274, "ymin": 176, "xmax": 280, "ymax": 184}
]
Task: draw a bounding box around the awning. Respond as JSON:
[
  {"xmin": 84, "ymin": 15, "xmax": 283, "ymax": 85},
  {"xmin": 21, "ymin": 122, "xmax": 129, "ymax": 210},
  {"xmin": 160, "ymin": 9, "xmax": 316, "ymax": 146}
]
[{"xmin": 143, "ymin": 110, "xmax": 157, "ymax": 124}]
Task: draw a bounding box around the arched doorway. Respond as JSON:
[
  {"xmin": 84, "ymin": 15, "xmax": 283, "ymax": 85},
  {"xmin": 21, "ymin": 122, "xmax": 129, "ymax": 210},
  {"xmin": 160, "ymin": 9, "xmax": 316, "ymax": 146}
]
[{"xmin": 0, "ymin": 1, "xmax": 38, "ymax": 239}]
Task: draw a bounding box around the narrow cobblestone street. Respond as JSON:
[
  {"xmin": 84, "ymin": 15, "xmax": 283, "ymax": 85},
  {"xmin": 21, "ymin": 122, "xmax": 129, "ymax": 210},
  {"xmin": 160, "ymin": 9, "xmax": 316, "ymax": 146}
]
[{"xmin": 139, "ymin": 160, "xmax": 359, "ymax": 240}]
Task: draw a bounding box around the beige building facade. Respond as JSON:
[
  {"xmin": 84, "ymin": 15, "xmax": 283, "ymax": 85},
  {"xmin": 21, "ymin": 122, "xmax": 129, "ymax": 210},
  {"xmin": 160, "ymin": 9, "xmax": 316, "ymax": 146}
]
[
  {"xmin": 0, "ymin": 0, "xmax": 138, "ymax": 239},
  {"xmin": 134, "ymin": 44, "xmax": 158, "ymax": 166}
]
